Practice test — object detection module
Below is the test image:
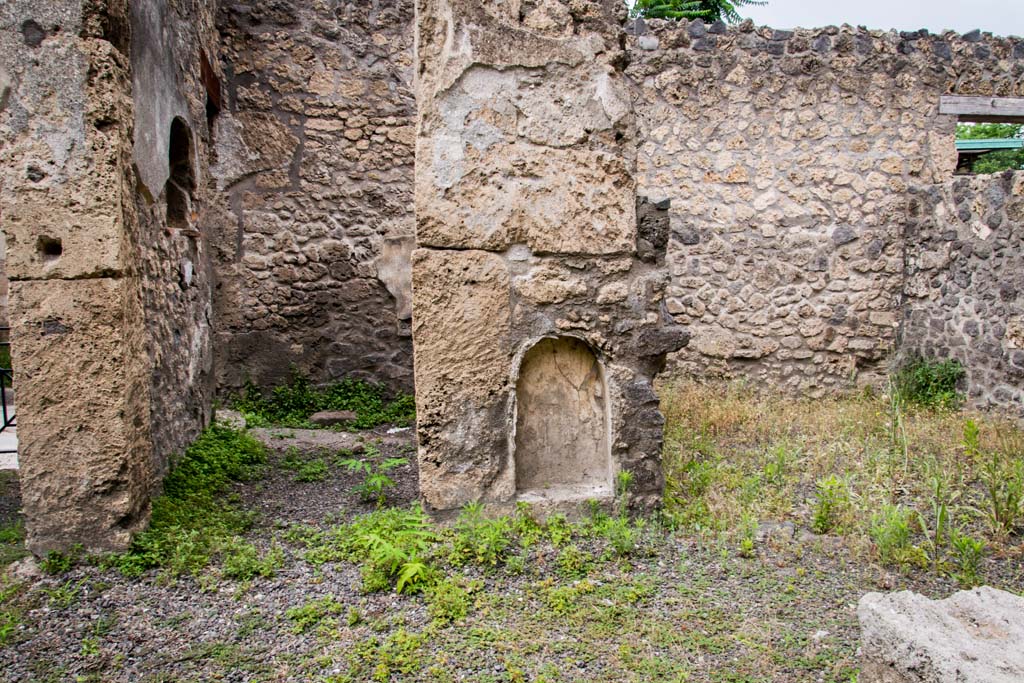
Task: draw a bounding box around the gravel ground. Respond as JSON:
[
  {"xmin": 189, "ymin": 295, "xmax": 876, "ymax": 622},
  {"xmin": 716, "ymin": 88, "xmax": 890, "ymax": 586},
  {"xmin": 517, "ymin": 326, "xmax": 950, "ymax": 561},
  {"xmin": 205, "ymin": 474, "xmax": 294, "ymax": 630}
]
[{"xmin": 0, "ymin": 426, "xmax": 1018, "ymax": 683}]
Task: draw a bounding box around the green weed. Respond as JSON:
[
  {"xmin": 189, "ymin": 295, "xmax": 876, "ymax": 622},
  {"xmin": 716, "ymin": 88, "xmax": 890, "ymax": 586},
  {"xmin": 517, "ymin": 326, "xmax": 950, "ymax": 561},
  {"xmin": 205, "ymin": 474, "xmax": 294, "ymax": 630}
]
[
  {"xmin": 449, "ymin": 502, "xmax": 513, "ymax": 568},
  {"xmin": 511, "ymin": 503, "xmax": 545, "ymax": 549},
  {"xmin": 339, "ymin": 444, "xmax": 407, "ymax": 506},
  {"xmin": 762, "ymin": 444, "xmax": 796, "ymax": 486},
  {"xmin": 0, "ymin": 580, "xmax": 26, "ymax": 647},
  {"xmin": 294, "ymin": 458, "xmax": 329, "ymax": 483},
  {"xmin": 976, "ymin": 441, "xmax": 1024, "ymax": 537},
  {"xmin": 279, "ymin": 446, "xmax": 304, "ymax": 471},
  {"xmin": 425, "ymin": 576, "xmax": 480, "ymax": 624},
  {"xmin": 544, "ymin": 513, "xmax": 573, "ymax": 548},
  {"xmin": 40, "ymin": 550, "xmax": 75, "ymax": 575},
  {"xmin": 601, "ymin": 516, "xmax": 639, "ymax": 558},
  {"xmin": 79, "ymin": 636, "xmax": 100, "ymax": 658},
  {"xmin": 111, "ymin": 426, "xmax": 266, "ymax": 577},
  {"xmin": 893, "ymin": 356, "xmax": 964, "ymax": 410},
  {"xmin": 540, "ymin": 579, "xmax": 595, "ymax": 616},
  {"xmin": 0, "ymin": 520, "xmax": 23, "ymax": 546},
  {"xmin": 950, "ymin": 529, "xmax": 986, "ymax": 587},
  {"xmin": 42, "ymin": 579, "xmax": 86, "ymax": 609},
  {"xmin": 339, "ymin": 627, "xmax": 427, "ymax": 682},
  {"xmin": 232, "ymin": 372, "xmax": 415, "ymax": 430},
  {"xmin": 221, "ymin": 540, "xmax": 284, "ymax": 581},
  {"xmin": 737, "ymin": 513, "xmax": 757, "ymax": 558},
  {"xmin": 811, "ymin": 475, "xmax": 851, "ymax": 534},
  {"xmin": 556, "ymin": 545, "xmax": 593, "ymax": 579},
  {"xmin": 869, "ymin": 504, "xmax": 913, "ymax": 565},
  {"xmin": 286, "ymin": 595, "xmax": 344, "ymax": 634}
]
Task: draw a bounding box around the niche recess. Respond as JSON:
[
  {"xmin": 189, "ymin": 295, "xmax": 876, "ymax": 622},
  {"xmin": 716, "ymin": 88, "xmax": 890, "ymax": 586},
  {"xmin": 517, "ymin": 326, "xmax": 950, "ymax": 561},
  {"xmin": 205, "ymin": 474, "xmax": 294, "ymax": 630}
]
[
  {"xmin": 514, "ymin": 337, "xmax": 611, "ymax": 501},
  {"xmin": 165, "ymin": 117, "xmax": 195, "ymax": 231}
]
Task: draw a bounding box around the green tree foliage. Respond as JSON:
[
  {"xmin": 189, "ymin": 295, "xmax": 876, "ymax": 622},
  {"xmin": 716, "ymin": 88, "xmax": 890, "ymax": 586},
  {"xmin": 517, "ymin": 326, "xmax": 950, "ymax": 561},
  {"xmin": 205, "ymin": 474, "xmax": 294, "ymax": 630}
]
[
  {"xmin": 956, "ymin": 123, "xmax": 1024, "ymax": 174},
  {"xmin": 956, "ymin": 123, "xmax": 1021, "ymax": 140},
  {"xmin": 630, "ymin": 0, "xmax": 765, "ymax": 23}
]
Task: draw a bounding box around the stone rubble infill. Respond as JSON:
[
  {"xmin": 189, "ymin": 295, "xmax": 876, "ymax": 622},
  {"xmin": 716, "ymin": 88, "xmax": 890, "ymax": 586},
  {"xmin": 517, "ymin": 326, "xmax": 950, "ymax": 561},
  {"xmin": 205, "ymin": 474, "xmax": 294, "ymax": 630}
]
[{"xmin": 858, "ymin": 586, "xmax": 1024, "ymax": 682}]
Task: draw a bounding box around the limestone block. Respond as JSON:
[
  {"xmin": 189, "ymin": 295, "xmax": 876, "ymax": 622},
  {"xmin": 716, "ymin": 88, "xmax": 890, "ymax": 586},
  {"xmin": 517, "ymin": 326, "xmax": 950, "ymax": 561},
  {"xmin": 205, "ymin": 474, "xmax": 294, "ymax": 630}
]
[
  {"xmin": 416, "ymin": 0, "xmax": 590, "ymax": 99},
  {"xmin": 412, "ymin": 248, "xmax": 514, "ymax": 509},
  {"xmin": 513, "ymin": 63, "xmax": 632, "ymax": 148},
  {"xmin": 11, "ymin": 277, "xmax": 152, "ymax": 553},
  {"xmin": 416, "ymin": 143, "xmax": 636, "ymax": 255},
  {"xmin": 858, "ymin": 587, "xmax": 1024, "ymax": 683},
  {"xmin": 515, "ymin": 265, "xmax": 587, "ymax": 305},
  {"xmin": 309, "ymin": 410, "xmax": 357, "ymax": 426},
  {"xmin": 1, "ymin": 39, "xmax": 133, "ymax": 280}
]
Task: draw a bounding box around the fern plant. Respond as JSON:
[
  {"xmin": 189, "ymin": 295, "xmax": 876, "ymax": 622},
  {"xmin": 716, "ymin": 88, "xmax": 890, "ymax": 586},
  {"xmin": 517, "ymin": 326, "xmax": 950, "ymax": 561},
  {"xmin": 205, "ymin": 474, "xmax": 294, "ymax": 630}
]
[
  {"xmin": 343, "ymin": 506, "xmax": 438, "ymax": 594},
  {"xmin": 339, "ymin": 444, "xmax": 407, "ymax": 506}
]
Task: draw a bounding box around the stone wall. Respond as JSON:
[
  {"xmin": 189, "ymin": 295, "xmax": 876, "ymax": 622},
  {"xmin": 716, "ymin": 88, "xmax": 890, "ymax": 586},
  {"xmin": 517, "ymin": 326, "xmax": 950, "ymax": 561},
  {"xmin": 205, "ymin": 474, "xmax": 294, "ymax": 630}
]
[
  {"xmin": 0, "ymin": 0, "xmax": 220, "ymax": 552},
  {"xmin": 129, "ymin": 0, "xmax": 225, "ymax": 472},
  {"xmin": 902, "ymin": 171, "xmax": 1024, "ymax": 413},
  {"xmin": 626, "ymin": 20, "xmax": 1024, "ymax": 397},
  {"xmin": 211, "ymin": 0, "xmax": 415, "ymax": 393},
  {"xmin": 413, "ymin": 0, "xmax": 688, "ymax": 511}
]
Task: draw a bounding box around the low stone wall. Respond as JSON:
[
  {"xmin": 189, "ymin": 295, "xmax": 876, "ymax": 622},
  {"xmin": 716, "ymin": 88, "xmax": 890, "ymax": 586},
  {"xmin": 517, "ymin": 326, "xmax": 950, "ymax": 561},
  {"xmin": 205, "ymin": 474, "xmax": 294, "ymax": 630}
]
[
  {"xmin": 212, "ymin": 0, "xmax": 415, "ymax": 393},
  {"xmin": 626, "ymin": 19, "xmax": 1023, "ymax": 397},
  {"xmin": 902, "ymin": 172, "xmax": 1024, "ymax": 413}
]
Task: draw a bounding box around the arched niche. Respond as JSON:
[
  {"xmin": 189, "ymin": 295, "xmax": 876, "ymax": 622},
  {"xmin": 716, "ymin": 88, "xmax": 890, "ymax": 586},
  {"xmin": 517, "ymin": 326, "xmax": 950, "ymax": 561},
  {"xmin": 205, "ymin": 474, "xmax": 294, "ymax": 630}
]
[
  {"xmin": 165, "ymin": 117, "xmax": 195, "ymax": 230},
  {"xmin": 514, "ymin": 336, "xmax": 611, "ymax": 499}
]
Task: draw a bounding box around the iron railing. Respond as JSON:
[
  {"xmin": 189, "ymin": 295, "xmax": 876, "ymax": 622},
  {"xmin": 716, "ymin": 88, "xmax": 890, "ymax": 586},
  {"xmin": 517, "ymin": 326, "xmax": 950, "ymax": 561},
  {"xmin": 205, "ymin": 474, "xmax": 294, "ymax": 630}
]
[{"xmin": 0, "ymin": 326, "xmax": 15, "ymax": 454}]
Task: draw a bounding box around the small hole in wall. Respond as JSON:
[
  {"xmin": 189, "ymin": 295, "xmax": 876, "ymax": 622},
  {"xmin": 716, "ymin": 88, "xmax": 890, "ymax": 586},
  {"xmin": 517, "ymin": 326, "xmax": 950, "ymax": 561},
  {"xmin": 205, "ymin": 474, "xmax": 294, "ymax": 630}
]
[
  {"xmin": 205, "ymin": 96, "xmax": 220, "ymax": 131},
  {"xmin": 955, "ymin": 120, "xmax": 1024, "ymax": 175},
  {"xmin": 37, "ymin": 235, "xmax": 62, "ymax": 260},
  {"xmin": 200, "ymin": 50, "xmax": 222, "ymax": 133}
]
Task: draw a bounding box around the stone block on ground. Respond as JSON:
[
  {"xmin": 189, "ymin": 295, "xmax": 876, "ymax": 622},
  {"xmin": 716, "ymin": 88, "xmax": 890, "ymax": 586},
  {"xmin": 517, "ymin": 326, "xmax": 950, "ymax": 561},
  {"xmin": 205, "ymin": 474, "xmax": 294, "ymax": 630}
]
[
  {"xmin": 858, "ymin": 586, "xmax": 1024, "ymax": 683},
  {"xmin": 309, "ymin": 410, "xmax": 358, "ymax": 426},
  {"xmin": 214, "ymin": 409, "xmax": 247, "ymax": 431}
]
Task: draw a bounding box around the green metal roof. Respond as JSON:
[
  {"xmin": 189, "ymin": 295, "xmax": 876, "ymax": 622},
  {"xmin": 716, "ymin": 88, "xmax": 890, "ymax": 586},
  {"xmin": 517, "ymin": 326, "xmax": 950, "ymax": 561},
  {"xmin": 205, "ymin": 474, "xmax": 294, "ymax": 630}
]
[{"xmin": 955, "ymin": 138, "xmax": 1024, "ymax": 152}]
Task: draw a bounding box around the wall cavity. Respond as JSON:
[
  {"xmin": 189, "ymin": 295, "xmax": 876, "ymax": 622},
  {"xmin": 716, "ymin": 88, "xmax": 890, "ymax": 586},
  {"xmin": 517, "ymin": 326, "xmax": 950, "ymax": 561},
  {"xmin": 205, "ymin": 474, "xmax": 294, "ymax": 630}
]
[{"xmin": 515, "ymin": 337, "xmax": 611, "ymax": 500}]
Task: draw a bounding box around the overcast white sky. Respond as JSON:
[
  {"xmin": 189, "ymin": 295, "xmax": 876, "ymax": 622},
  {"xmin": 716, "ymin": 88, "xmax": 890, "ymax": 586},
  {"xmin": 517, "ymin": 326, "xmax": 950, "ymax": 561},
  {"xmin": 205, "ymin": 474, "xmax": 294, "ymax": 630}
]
[{"xmin": 740, "ymin": 0, "xmax": 1024, "ymax": 37}]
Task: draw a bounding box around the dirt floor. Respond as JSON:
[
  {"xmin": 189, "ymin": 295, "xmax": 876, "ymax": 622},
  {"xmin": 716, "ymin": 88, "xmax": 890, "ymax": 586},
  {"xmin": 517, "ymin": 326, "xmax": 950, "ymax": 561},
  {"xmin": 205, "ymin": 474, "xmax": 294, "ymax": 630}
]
[{"xmin": 0, "ymin": 395, "xmax": 1022, "ymax": 682}]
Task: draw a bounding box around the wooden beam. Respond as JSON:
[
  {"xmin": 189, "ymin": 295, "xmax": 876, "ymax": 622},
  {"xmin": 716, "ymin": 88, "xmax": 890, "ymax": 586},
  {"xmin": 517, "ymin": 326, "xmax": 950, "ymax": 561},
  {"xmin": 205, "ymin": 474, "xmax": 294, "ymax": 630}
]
[{"xmin": 940, "ymin": 96, "xmax": 1024, "ymax": 122}]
